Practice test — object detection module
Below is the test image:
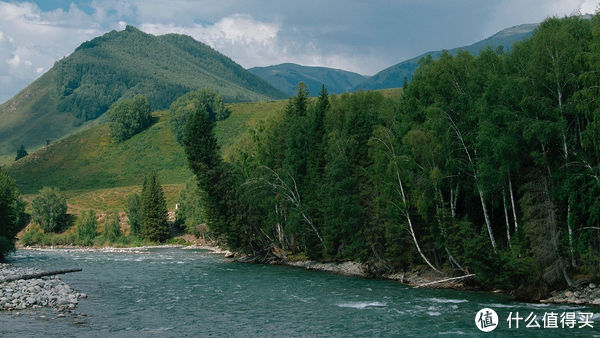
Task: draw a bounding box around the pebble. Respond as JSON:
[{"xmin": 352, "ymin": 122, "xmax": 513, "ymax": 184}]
[{"xmin": 0, "ymin": 263, "xmax": 84, "ymax": 312}]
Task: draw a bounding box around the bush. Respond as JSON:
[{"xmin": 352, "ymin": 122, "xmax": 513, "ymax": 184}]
[
  {"xmin": 107, "ymin": 94, "xmax": 152, "ymax": 142},
  {"xmin": 104, "ymin": 212, "xmax": 122, "ymax": 243},
  {"xmin": 31, "ymin": 187, "xmax": 68, "ymax": 233},
  {"xmin": 126, "ymin": 193, "xmax": 141, "ymax": 236},
  {"xmin": 76, "ymin": 210, "xmax": 98, "ymax": 246}
]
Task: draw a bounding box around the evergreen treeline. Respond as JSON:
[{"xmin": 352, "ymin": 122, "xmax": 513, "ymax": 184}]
[{"xmin": 185, "ymin": 15, "xmax": 600, "ymax": 299}]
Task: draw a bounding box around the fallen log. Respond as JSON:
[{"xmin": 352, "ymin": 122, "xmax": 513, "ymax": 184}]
[
  {"xmin": 413, "ymin": 274, "xmax": 476, "ymax": 288},
  {"xmin": 0, "ymin": 268, "xmax": 82, "ymax": 283}
]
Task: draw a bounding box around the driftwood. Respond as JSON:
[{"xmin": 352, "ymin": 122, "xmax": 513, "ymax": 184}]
[
  {"xmin": 0, "ymin": 268, "xmax": 82, "ymax": 284},
  {"xmin": 413, "ymin": 274, "xmax": 475, "ymax": 288}
]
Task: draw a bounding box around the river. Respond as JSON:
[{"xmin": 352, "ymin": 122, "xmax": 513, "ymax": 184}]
[{"xmin": 0, "ymin": 248, "xmax": 597, "ymax": 337}]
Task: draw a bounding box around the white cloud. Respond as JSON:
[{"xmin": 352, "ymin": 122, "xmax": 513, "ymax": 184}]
[{"xmin": 0, "ymin": 1, "xmax": 110, "ymax": 102}]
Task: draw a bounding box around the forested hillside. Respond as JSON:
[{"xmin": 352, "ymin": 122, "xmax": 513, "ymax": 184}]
[
  {"xmin": 186, "ymin": 15, "xmax": 600, "ymax": 300},
  {"xmin": 0, "ymin": 25, "xmax": 285, "ymax": 155},
  {"xmin": 249, "ymin": 63, "xmax": 367, "ymax": 96}
]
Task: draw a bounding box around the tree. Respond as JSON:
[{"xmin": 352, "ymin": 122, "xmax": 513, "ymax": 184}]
[
  {"xmin": 126, "ymin": 193, "xmax": 141, "ymax": 236},
  {"xmin": 107, "ymin": 94, "xmax": 152, "ymax": 142},
  {"xmin": 169, "ymin": 88, "xmax": 231, "ymax": 145},
  {"xmin": 15, "ymin": 144, "xmax": 28, "ymax": 161},
  {"xmin": 140, "ymin": 173, "xmax": 170, "ymax": 242},
  {"xmin": 104, "ymin": 212, "xmax": 122, "ymax": 243},
  {"xmin": 0, "ymin": 168, "xmax": 26, "ymax": 261},
  {"xmin": 31, "ymin": 187, "xmax": 68, "ymax": 233},
  {"xmin": 76, "ymin": 210, "xmax": 98, "ymax": 246},
  {"xmin": 175, "ymin": 178, "xmax": 205, "ymax": 233}
]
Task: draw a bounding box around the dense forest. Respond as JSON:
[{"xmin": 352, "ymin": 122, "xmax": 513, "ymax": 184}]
[{"xmin": 184, "ymin": 15, "xmax": 600, "ymax": 299}]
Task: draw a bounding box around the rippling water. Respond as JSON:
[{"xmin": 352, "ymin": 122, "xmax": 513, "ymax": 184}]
[{"xmin": 0, "ymin": 248, "xmax": 597, "ymax": 337}]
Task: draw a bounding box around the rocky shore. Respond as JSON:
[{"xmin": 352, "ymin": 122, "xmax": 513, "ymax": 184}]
[
  {"xmin": 541, "ymin": 283, "xmax": 600, "ymax": 306},
  {"xmin": 0, "ymin": 263, "xmax": 86, "ymax": 312}
]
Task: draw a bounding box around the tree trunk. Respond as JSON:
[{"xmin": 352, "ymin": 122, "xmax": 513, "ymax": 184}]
[
  {"xmin": 509, "ymin": 176, "xmax": 518, "ymax": 232},
  {"xmin": 567, "ymin": 201, "xmax": 576, "ymax": 267},
  {"xmin": 477, "ymin": 185, "xmax": 496, "ymax": 250},
  {"xmin": 0, "ymin": 268, "xmax": 82, "ymax": 283},
  {"xmin": 503, "ymin": 188, "xmax": 511, "ymax": 247},
  {"xmin": 397, "ymin": 171, "xmax": 442, "ymax": 274}
]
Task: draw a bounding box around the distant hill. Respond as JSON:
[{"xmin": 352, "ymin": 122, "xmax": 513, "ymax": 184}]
[
  {"xmin": 0, "ymin": 25, "xmax": 285, "ymax": 155},
  {"xmin": 249, "ymin": 63, "xmax": 367, "ymax": 96},
  {"xmin": 355, "ymin": 23, "xmax": 538, "ymax": 91}
]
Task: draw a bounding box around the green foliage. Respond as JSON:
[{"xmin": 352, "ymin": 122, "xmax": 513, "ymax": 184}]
[
  {"xmin": 15, "ymin": 145, "xmax": 27, "ymax": 161},
  {"xmin": 107, "ymin": 95, "xmax": 152, "ymax": 142},
  {"xmin": 170, "ymin": 88, "xmax": 231, "ymax": 145},
  {"xmin": 104, "ymin": 212, "xmax": 122, "ymax": 242},
  {"xmin": 0, "ymin": 168, "xmax": 26, "ymax": 260},
  {"xmin": 76, "ymin": 209, "xmax": 98, "ymax": 246},
  {"xmin": 31, "ymin": 187, "xmax": 68, "ymax": 233},
  {"xmin": 140, "ymin": 172, "xmax": 170, "ymax": 242},
  {"xmin": 126, "ymin": 193, "xmax": 141, "ymax": 236},
  {"xmin": 175, "ymin": 178, "xmax": 205, "ymax": 234}
]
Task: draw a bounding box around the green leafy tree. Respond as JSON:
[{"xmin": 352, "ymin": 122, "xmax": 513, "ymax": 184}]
[
  {"xmin": 76, "ymin": 210, "xmax": 98, "ymax": 246},
  {"xmin": 0, "ymin": 168, "xmax": 26, "ymax": 261},
  {"xmin": 107, "ymin": 94, "xmax": 152, "ymax": 142},
  {"xmin": 126, "ymin": 193, "xmax": 141, "ymax": 236},
  {"xmin": 169, "ymin": 88, "xmax": 231, "ymax": 145},
  {"xmin": 104, "ymin": 212, "xmax": 122, "ymax": 243},
  {"xmin": 140, "ymin": 173, "xmax": 170, "ymax": 242},
  {"xmin": 15, "ymin": 144, "xmax": 28, "ymax": 161},
  {"xmin": 175, "ymin": 178, "xmax": 205, "ymax": 233},
  {"xmin": 31, "ymin": 187, "xmax": 68, "ymax": 233}
]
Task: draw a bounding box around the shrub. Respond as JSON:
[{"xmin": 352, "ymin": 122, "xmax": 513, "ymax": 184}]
[
  {"xmin": 107, "ymin": 94, "xmax": 152, "ymax": 142},
  {"xmin": 76, "ymin": 210, "xmax": 98, "ymax": 246},
  {"xmin": 31, "ymin": 187, "xmax": 68, "ymax": 233},
  {"xmin": 104, "ymin": 212, "xmax": 122, "ymax": 243}
]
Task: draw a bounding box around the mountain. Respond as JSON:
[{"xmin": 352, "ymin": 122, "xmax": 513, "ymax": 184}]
[
  {"xmin": 354, "ymin": 23, "xmax": 538, "ymax": 91},
  {"xmin": 249, "ymin": 63, "xmax": 367, "ymax": 96},
  {"xmin": 0, "ymin": 25, "xmax": 286, "ymax": 156}
]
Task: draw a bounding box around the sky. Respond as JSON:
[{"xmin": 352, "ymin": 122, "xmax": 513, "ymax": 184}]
[{"xmin": 0, "ymin": 0, "xmax": 598, "ymax": 103}]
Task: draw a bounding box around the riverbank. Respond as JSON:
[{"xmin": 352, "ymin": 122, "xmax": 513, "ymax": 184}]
[{"xmin": 0, "ymin": 263, "xmax": 86, "ymax": 312}]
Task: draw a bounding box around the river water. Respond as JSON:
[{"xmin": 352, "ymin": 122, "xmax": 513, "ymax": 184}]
[{"xmin": 0, "ymin": 248, "xmax": 597, "ymax": 337}]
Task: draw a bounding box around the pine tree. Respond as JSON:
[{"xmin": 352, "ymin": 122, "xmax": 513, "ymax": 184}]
[
  {"xmin": 15, "ymin": 144, "xmax": 27, "ymax": 161},
  {"xmin": 140, "ymin": 173, "xmax": 170, "ymax": 242}
]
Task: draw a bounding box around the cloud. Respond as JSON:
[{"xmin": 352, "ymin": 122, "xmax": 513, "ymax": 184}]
[{"xmin": 0, "ymin": 1, "xmax": 110, "ymax": 102}]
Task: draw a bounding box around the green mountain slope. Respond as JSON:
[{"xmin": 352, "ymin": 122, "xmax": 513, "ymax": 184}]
[
  {"xmin": 6, "ymin": 100, "xmax": 287, "ymax": 194},
  {"xmin": 355, "ymin": 23, "xmax": 538, "ymax": 90},
  {"xmin": 0, "ymin": 25, "xmax": 285, "ymax": 156},
  {"xmin": 249, "ymin": 63, "xmax": 367, "ymax": 96}
]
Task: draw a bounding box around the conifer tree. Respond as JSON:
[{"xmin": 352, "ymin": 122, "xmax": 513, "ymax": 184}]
[
  {"xmin": 15, "ymin": 144, "xmax": 27, "ymax": 161},
  {"xmin": 140, "ymin": 173, "xmax": 170, "ymax": 242}
]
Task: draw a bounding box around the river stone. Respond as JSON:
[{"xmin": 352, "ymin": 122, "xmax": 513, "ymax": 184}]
[
  {"xmin": 589, "ymin": 283, "xmax": 597, "ymax": 289},
  {"xmin": 564, "ymin": 291, "xmax": 574, "ymax": 298}
]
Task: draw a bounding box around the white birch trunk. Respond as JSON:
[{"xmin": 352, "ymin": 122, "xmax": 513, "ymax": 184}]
[
  {"xmin": 477, "ymin": 185, "xmax": 496, "ymax": 250},
  {"xmin": 508, "ymin": 176, "xmax": 518, "ymax": 232},
  {"xmin": 503, "ymin": 188, "xmax": 511, "ymax": 247}
]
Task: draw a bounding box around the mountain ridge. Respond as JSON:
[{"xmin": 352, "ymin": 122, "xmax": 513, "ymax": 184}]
[{"xmin": 0, "ymin": 25, "xmax": 285, "ymax": 155}]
